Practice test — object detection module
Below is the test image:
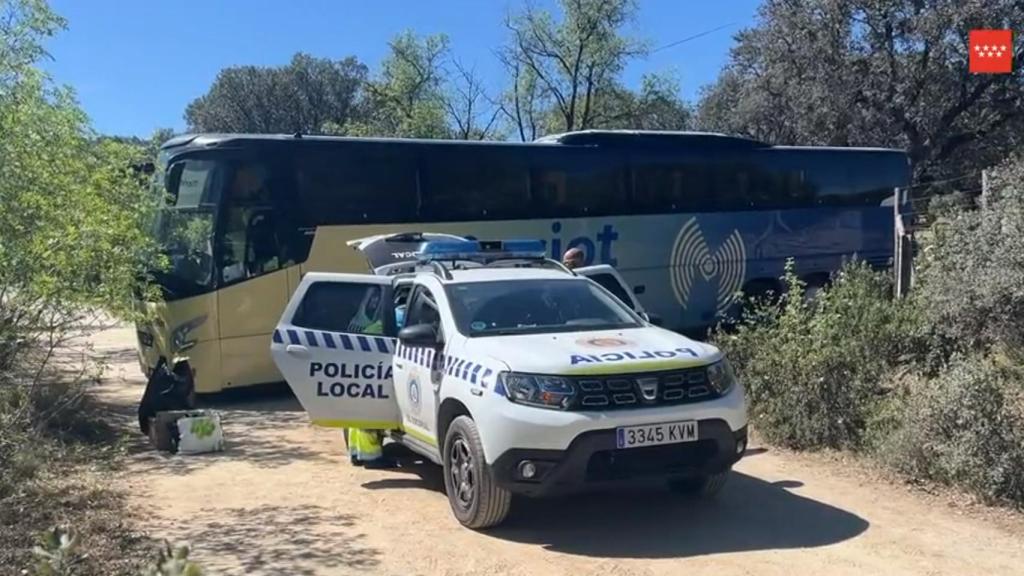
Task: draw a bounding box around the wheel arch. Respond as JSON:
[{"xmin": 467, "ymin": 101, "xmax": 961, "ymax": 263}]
[{"xmin": 437, "ymin": 397, "xmax": 473, "ymax": 445}]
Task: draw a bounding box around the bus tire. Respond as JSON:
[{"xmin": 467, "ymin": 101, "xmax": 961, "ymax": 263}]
[
  {"xmin": 667, "ymin": 469, "xmax": 730, "ymax": 499},
  {"xmin": 442, "ymin": 415, "xmax": 511, "ymax": 530}
]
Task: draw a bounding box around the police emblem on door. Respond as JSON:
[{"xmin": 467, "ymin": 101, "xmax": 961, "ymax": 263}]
[
  {"xmin": 670, "ymin": 217, "xmax": 747, "ymax": 315},
  {"xmin": 408, "ymin": 378, "xmax": 421, "ymax": 413}
]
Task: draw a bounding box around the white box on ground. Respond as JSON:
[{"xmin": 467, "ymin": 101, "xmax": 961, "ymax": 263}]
[{"xmin": 175, "ymin": 412, "xmax": 225, "ymax": 454}]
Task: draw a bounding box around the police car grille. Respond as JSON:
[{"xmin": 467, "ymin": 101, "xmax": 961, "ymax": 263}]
[{"xmin": 573, "ymin": 367, "xmax": 714, "ymax": 410}]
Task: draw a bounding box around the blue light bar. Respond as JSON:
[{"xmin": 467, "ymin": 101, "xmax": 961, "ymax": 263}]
[{"xmin": 416, "ymin": 239, "xmax": 546, "ymax": 262}]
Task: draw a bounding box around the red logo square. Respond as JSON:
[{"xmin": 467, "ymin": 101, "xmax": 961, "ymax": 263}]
[{"xmin": 970, "ymin": 29, "xmax": 1013, "ymax": 74}]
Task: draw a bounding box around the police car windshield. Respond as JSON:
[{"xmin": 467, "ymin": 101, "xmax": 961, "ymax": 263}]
[{"xmin": 445, "ymin": 278, "xmax": 642, "ymax": 337}]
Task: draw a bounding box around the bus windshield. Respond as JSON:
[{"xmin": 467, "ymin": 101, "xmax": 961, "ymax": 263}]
[
  {"xmin": 446, "ymin": 278, "xmax": 642, "ymax": 337},
  {"xmin": 149, "ymin": 157, "xmax": 221, "ymax": 298},
  {"xmin": 152, "ymin": 207, "xmax": 216, "ymax": 297}
]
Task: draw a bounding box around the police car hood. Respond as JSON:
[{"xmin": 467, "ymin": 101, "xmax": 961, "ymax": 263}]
[{"xmin": 464, "ymin": 327, "xmax": 721, "ymax": 376}]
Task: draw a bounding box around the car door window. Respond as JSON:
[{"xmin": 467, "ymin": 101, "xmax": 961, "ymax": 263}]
[
  {"xmin": 292, "ymin": 281, "xmax": 386, "ymax": 335},
  {"xmin": 406, "ymin": 287, "xmax": 441, "ymax": 334},
  {"xmin": 587, "ymin": 273, "xmax": 634, "ymax": 309}
]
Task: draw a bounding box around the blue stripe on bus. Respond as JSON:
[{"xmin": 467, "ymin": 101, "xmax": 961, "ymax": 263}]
[
  {"xmin": 375, "ymin": 338, "xmax": 390, "ymax": 354},
  {"xmin": 470, "ymin": 364, "xmax": 482, "ymax": 384},
  {"xmin": 480, "ymin": 368, "xmax": 493, "ymax": 389},
  {"xmin": 305, "ymin": 331, "xmax": 318, "ymax": 347},
  {"xmin": 323, "ymin": 332, "xmax": 336, "ymax": 348},
  {"xmin": 272, "ymin": 330, "xmax": 283, "ymax": 344},
  {"xmin": 287, "ymin": 330, "xmax": 300, "ymax": 345}
]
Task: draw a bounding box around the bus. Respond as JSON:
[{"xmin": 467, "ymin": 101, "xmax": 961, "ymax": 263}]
[{"xmin": 137, "ymin": 130, "xmax": 910, "ymax": 393}]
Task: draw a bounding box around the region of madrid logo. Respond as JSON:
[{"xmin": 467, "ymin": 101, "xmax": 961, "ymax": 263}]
[{"xmin": 670, "ymin": 217, "xmax": 747, "ymax": 315}]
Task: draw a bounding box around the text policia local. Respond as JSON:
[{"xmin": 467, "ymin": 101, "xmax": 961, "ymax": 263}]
[{"xmin": 311, "ymin": 362, "xmax": 391, "ymax": 399}]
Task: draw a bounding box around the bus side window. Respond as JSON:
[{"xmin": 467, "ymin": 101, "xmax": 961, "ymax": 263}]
[
  {"xmin": 219, "ymin": 162, "xmax": 289, "ymax": 283},
  {"xmin": 530, "ymin": 149, "xmax": 628, "ymax": 218},
  {"xmin": 419, "ymin": 147, "xmax": 530, "ymax": 221}
]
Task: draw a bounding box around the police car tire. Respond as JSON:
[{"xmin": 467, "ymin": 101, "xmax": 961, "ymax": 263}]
[
  {"xmin": 667, "ymin": 469, "xmax": 730, "ymax": 499},
  {"xmin": 442, "ymin": 416, "xmax": 511, "ymax": 530}
]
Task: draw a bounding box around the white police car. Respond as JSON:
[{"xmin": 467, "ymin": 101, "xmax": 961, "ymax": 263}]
[{"xmin": 271, "ymin": 238, "xmax": 748, "ymax": 529}]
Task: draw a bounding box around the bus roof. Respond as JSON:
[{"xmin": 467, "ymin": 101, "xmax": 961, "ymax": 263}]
[{"xmin": 160, "ymin": 131, "xmax": 906, "ymax": 155}]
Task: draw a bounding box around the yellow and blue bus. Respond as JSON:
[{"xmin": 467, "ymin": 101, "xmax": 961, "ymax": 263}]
[{"xmin": 137, "ymin": 130, "xmax": 910, "ymax": 393}]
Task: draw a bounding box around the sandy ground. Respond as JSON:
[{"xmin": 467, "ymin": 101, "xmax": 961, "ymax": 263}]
[{"xmin": 88, "ymin": 325, "xmax": 1024, "ymax": 576}]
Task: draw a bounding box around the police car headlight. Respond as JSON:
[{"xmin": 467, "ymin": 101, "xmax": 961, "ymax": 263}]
[
  {"xmin": 500, "ymin": 373, "xmax": 576, "ymax": 410},
  {"xmin": 706, "ymin": 359, "xmax": 737, "ymax": 395}
]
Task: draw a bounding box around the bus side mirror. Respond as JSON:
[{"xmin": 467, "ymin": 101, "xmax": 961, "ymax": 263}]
[{"xmin": 164, "ymin": 162, "xmax": 185, "ymax": 203}]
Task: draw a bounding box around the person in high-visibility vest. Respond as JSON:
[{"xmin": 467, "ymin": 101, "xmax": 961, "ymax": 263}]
[{"xmin": 343, "ymin": 295, "xmax": 408, "ymax": 468}]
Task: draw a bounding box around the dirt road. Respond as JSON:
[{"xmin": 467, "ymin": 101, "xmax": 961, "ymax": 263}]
[{"xmin": 91, "ymin": 326, "xmax": 1024, "ymax": 576}]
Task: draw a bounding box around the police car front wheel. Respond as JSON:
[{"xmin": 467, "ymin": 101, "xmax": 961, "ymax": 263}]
[{"xmin": 442, "ymin": 416, "xmax": 511, "ymax": 529}]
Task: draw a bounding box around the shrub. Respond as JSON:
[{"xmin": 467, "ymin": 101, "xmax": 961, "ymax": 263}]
[
  {"xmin": 912, "ymin": 156, "xmax": 1024, "ymax": 364},
  {"xmin": 715, "ymin": 260, "xmax": 919, "ymax": 450},
  {"xmin": 873, "ymin": 356, "xmax": 1024, "ymax": 505}
]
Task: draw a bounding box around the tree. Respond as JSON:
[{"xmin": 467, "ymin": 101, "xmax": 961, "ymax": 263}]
[
  {"xmin": 443, "ymin": 60, "xmax": 503, "ymax": 140},
  {"xmin": 0, "ymin": 0, "xmax": 64, "ymax": 87},
  {"xmin": 0, "ymin": 0, "xmax": 159, "ymax": 397},
  {"xmin": 346, "ymin": 31, "xmax": 452, "ymax": 138},
  {"xmin": 184, "ymin": 53, "xmax": 367, "ymax": 134},
  {"xmin": 590, "ymin": 72, "xmax": 691, "ymax": 130},
  {"xmin": 696, "ymin": 0, "xmax": 1024, "ymax": 181},
  {"xmin": 500, "ymin": 0, "xmax": 646, "ymax": 138}
]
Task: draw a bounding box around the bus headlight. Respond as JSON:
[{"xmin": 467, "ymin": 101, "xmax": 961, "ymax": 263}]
[
  {"xmin": 706, "ymin": 359, "xmax": 737, "ymax": 396},
  {"xmin": 499, "ymin": 373, "xmax": 576, "ymax": 410},
  {"xmin": 171, "ymin": 315, "xmax": 207, "ymax": 353}
]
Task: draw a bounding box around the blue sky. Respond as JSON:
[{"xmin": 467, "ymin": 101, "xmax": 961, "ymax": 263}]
[{"xmin": 42, "ymin": 0, "xmax": 761, "ymax": 137}]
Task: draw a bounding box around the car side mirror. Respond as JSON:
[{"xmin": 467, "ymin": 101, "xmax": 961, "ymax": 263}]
[
  {"xmin": 641, "ymin": 312, "xmax": 663, "ymax": 326},
  {"xmin": 633, "ymin": 284, "xmax": 646, "ymax": 295},
  {"xmin": 398, "ymin": 323, "xmax": 439, "ymax": 347}
]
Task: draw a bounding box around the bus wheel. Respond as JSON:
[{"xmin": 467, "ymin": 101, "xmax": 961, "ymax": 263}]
[{"xmin": 442, "ymin": 416, "xmax": 511, "ymax": 529}]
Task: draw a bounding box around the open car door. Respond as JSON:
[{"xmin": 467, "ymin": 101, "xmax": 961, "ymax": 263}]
[
  {"xmin": 270, "ymin": 272, "xmax": 400, "ymax": 430},
  {"xmin": 576, "ymin": 264, "xmax": 646, "ymax": 314}
]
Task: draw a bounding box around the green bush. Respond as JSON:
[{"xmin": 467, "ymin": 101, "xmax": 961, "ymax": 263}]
[
  {"xmin": 715, "ymin": 260, "xmax": 919, "ymax": 450},
  {"xmin": 873, "ymin": 356, "xmax": 1024, "ymax": 505},
  {"xmin": 912, "ymin": 156, "xmax": 1024, "ymax": 364}
]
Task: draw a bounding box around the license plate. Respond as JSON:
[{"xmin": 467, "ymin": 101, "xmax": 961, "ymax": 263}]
[{"xmin": 616, "ymin": 420, "xmax": 698, "ymax": 449}]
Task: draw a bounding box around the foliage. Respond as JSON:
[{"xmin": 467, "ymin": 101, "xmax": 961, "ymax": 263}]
[
  {"xmin": 1, "ymin": 0, "xmax": 165, "ymax": 569},
  {"xmin": 30, "ymin": 526, "xmax": 79, "ymax": 575},
  {"xmin": 0, "ymin": 71, "xmax": 162, "ymax": 378},
  {"xmin": 185, "ymin": 52, "xmax": 368, "ymax": 134},
  {"xmin": 590, "ymin": 72, "xmax": 691, "ymax": 131},
  {"xmin": 716, "ymin": 260, "xmax": 917, "ymax": 449},
  {"xmin": 0, "ymin": 0, "xmax": 64, "ymax": 86},
  {"xmin": 912, "ymin": 156, "xmax": 1024, "ymax": 362},
  {"xmin": 696, "ymin": 0, "xmax": 1024, "ymax": 181},
  {"xmin": 718, "ymin": 155, "xmax": 1024, "ymax": 506},
  {"xmin": 872, "ymin": 356, "xmax": 1024, "ymax": 505},
  {"xmin": 345, "ymin": 31, "xmax": 452, "ymax": 139},
  {"xmin": 500, "ymin": 0, "xmax": 665, "ymax": 138}
]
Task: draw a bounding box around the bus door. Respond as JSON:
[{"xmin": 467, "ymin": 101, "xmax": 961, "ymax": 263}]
[{"xmin": 215, "ymin": 158, "xmax": 295, "ymax": 389}]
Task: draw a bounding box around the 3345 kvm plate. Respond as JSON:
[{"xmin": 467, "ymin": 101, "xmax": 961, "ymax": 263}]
[{"xmin": 616, "ymin": 420, "xmax": 698, "ymax": 449}]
